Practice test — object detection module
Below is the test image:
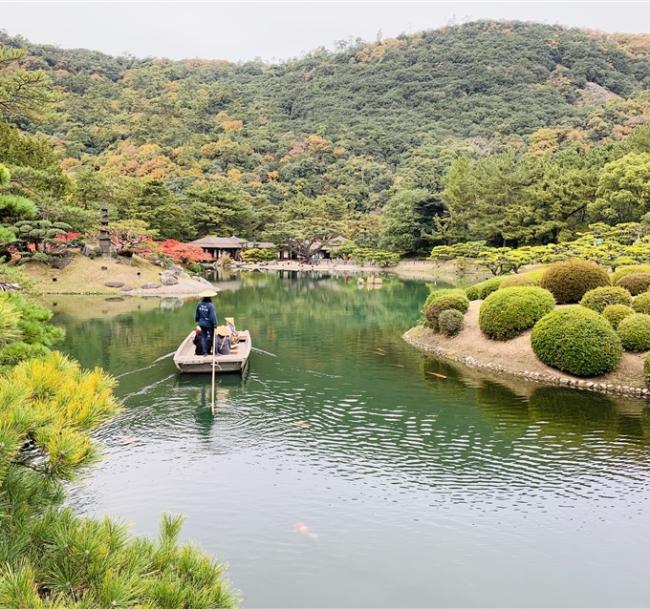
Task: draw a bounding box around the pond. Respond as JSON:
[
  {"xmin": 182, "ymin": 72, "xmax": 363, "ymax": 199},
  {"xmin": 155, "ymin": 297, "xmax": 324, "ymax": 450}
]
[{"xmin": 53, "ymin": 272, "xmax": 650, "ymax": 608}]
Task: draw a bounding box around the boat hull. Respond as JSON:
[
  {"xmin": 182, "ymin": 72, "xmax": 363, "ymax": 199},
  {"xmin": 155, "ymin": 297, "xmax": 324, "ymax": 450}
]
[{"xmin": 173, "ymin": 330, "xmax": 251, "ymax": 374}]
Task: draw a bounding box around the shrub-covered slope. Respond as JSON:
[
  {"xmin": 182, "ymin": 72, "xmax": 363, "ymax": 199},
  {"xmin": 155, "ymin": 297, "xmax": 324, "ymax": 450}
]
[
  {"xmin": 6, "ymin": 21, "xmax": 650, "ymax": 162},
  {"xmin": 2, "ymin": 21, "xmax": 650, "ymax": 250}
]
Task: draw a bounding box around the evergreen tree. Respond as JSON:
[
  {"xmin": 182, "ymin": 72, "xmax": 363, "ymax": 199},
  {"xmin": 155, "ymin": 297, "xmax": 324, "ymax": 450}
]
[
  {"xmin": 128, "ymin": 181, "xmax": 191, "ymax": 241},
  {"xmin": 0, "ymin": 47, "xmax": 53, "ymax": 124},
  {"xmin": 380, "ymin": 189, "xmax": 441, "ymax": 255},
  {"xmin": 186, "ymin": 181, "xmax": 255, "ymax": 238},
  {"xmin": 0, "ymin": 281, "xmax": 236, "ymax": 609},
  {"xmin": 264, "ymin": 194, "xmax": 346, "ymax": 260},
  {"xmin": 592, "ymin": 152, "xmax": 650, "ymax": 224}
]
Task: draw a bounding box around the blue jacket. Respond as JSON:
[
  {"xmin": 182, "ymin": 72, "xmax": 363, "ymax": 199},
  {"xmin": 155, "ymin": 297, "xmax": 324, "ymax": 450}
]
[{"xmin": 195, "ymin": 301, "xmax": 217, "ymax": 328}]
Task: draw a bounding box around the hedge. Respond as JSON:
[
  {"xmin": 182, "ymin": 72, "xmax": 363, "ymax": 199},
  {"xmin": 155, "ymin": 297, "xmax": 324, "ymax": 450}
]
[
  {"xmin": 632, "ymin": 292, "xmax": 650, "ymax": 314},
  {"xmin": 423, "ymin": 290, "xmax": 469, "ymax": 330},
  {"xmin": 615, "ymin": 272, "xmax": 650, "ymax": 296},
  {"xmin": 499, "ymin": 268, "xmax": 546, "ymax": 288},
  {"xmin": 465, "ymin": 285, "xmax": 480, "ymax": 301},
  {"xmin": 617, "ymin": 314, "xmax": 650, "ymax": 352},
  {"xmin": 602, "ymin": 304, "xmax": 635, "ymax": 329},
  {"xmin": 241, "ymin": 247, "xmax": 277, "ymax": 262},
  {"xmin": 611, "ymin": 264, "xmax": 650, "ymax": 285},
  {"xmin": 479, "ymin": 286, "xmax": 555, "ymax": 340},
  {"xmin": 347, "ymin": 247, "xmax": 400, "ymax": 267},
  {"xmin": 531, "ymin": 306, "xmax": 622, "ymax": 376},
  {"xmin": 438, "ymin": 309, "xmax": 464, "ymax": 337},
  {"xmin": 540, "ymin": 259, "xmax": 610, "ymax": 304},
  {"xmin": 465, "ymin": 277, "xmax": 501, "ymax": 301},
  {"xmin": 579, "ymin": 286, "xmax": 632, "ymax": 312}
]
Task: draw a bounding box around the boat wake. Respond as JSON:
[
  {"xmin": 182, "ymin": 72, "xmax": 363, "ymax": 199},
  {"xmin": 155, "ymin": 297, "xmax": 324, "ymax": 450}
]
[{"xmin": 116, "ymin": 351, "xmax": 175, "ymax": 379}]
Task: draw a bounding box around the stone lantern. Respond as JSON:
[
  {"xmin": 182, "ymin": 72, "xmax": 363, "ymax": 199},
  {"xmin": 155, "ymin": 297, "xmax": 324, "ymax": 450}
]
[{"xmin": 99, "ymin": 204, "xmax": 111, "ymax": 256}]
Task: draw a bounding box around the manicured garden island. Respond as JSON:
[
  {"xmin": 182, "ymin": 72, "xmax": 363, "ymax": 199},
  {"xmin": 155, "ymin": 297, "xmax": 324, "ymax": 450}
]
[{"xmin": 404, "ymin": 260, "xmax": 650, "ymax": 398}]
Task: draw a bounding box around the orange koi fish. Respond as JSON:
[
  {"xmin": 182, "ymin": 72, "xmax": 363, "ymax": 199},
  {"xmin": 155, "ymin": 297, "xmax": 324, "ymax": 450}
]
[
  {"xmin": 293, "ymin": 522, "xmax": 319, "ymax": 540},
  {"xmin": 292, "ymin": 420, "xmax": 312, "ymax": 429},
  {"xmin": 426, "ymin": 371, "xmax": 447, "ymax": 379}
]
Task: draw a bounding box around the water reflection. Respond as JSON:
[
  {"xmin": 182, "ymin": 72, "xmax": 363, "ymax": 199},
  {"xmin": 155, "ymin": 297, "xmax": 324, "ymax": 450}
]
[
  {"xmin": 55, "ymin": 274, "xmax": 650, "ymax": 497},
  {"xmin": 55, "ymin": 273, "xmax": 650, "ymax": 608}
]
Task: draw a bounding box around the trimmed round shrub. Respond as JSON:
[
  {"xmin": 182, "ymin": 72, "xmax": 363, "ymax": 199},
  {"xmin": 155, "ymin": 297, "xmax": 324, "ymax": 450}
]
[
  {"xmin": 479, "ymin": 286, "xmax": 555, "ymax": 340},
  {"xmin": 465, "ymin": 277, "xmax": 501, "ymax": 301},
  {"xmin": 540, "ymin": 259, "xmax": 610, "ymax": 304},
  {"xmin": 602, "ymin": 304, "xmax": 635, "ymax": 329},
  {"xmin": 465, "ymin": 284, "xmax": 480, "ymax": 300},
  {"xmin": 499, "ymin": 274, "xmax": 533, "ymax": 288},
  {"xmin": 579, "ymin": 286, "xmax": 632, "ymax": 312},
  {"xmin": 644, "ymin": 353, "xmax": 650, "ymax": 387},
  {"xmin": 531, "ymin": 306, "xmax": 622, "ymax": 376},
  {"xmin": 423, "ymin": 290, "xmax": 469, "ymax": 330},
  {"xmin": 611, "ymin": 264, "xmax": 650, "ymax": 285},
  {"xmin": 615, "ymin": 272, "xmax": 650, "ymax": 296},
  {"xmin": 632, "ymin": 292, "xmax": 650, "ymax": 314},
  {"xmin": 438, "ymin": 309, "xmax": 464, "ymax": 337},
  {"xmin": 617, "ymin": 314, "xmax": 650, "ymax": 352},
  {"xmin": 499, "ymin": 268, "xmax": 545, "ymax": 288}
]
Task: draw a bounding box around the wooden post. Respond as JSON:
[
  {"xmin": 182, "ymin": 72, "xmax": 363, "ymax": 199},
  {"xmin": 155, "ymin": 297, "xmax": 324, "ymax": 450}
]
[{"xmin": 210, "ymin": 328, "xmax": 217, "ymax": 416}]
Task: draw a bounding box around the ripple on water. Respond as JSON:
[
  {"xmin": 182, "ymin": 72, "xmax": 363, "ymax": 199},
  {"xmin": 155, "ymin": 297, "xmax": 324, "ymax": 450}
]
[
  {"xmin": 57, "ymin": 279, "xmax": 650, "ymax": 608},
  {"xmin": 102, "ymin": 369, "xmax": 650, "ymax": 514}
]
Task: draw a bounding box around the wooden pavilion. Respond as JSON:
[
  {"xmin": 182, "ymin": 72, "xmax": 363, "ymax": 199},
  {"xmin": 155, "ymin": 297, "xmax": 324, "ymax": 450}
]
[{"xmin": 190, "ymin": 236, "xmax": 275, "ymax": 261}]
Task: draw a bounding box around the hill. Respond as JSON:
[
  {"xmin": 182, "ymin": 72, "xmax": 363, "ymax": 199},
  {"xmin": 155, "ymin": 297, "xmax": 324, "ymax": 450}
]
[
  {"xmin": 9, "ymin": 21, "xmax": 650, "ymax": 156},
  {"xmin": 0, "ymin": 20, "xmax": 649, "ymax": 255}
]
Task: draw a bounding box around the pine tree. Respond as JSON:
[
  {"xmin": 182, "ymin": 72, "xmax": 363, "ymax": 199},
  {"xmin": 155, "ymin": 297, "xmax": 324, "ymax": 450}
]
[{"xmin": 0, "ymin": 279, "xmax": 236, "ymax": 608}]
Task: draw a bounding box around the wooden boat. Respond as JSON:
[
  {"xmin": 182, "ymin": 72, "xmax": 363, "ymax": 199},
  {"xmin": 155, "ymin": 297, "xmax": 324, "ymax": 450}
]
[{"xmin": 173, "ymin": 330, "xmax": 252, "ymax": 374}]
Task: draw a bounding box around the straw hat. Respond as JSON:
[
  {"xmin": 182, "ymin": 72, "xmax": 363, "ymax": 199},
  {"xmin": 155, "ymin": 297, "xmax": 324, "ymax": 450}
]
[
  {"xmin": 216, "ymin": 325, "xmax": 229, "ymax": 337},
  {"xmin": 224, "ymin": 317, "xmax": 235, "ymax": 324},
  {"xmin": 198, "ymin": 289, "xmax": 218, "ymax": 298}
]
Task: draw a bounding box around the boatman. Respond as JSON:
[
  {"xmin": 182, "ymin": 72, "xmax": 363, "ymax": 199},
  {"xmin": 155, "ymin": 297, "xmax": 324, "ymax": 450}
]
[{"xmin": 195, "ymin": 289, "xmax": 218, "ymax": 355}]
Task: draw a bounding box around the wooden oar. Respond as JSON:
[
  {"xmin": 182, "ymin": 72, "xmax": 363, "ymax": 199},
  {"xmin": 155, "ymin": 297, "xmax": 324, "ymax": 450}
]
[
  {"xmin": 210, "ymin": 328, "xmax": 217, "ymax": 415},
  {"xmin": 251, "ymin": 346, "xmax": 277, "ymax": 357}
]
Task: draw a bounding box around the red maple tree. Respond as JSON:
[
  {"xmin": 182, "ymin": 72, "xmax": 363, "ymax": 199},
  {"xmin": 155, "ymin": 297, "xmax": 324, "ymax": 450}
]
[{"xmin": 158, "ymin": 239, "xmax": 210, "ymax": 264}]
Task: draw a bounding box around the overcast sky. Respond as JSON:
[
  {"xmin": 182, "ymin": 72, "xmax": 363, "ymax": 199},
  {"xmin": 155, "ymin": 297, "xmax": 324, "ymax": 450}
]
[{"xmin": 1, "ymin": 1, "xmax": 649, "ymax": 62}]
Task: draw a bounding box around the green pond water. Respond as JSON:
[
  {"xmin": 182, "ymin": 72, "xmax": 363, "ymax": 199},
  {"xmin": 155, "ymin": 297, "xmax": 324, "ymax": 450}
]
[{"xmin": 53, "ymin": 272, "xmax": 650, "ymax": 608}]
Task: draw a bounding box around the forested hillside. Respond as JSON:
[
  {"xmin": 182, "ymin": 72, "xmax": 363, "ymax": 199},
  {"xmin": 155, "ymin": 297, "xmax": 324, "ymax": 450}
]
[{"xmin": 1, "ymin": 20, "xmax": 650, "ymax": 255}]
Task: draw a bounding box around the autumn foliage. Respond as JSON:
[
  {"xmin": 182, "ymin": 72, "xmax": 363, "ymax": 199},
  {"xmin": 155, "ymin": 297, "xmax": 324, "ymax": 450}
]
[
  {"xmin": 158, "ymin": 239, "xmax": 211, "ymax": 264},
  {"xmin": 56, "ymin": 231, "xmax": 81, "ymax": 242}
]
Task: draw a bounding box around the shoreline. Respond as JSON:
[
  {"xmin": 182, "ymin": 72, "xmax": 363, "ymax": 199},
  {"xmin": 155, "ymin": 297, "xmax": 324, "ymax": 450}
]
[
  {"xmin": 39, "ymin": 284, "xmax": 210, "ymax": 297},
  {"xmin": 403, "ymin": 301, "xmax": 650, "ymax": 399},
  {"xmin": 236, "ymin": 258, "xmax": 486, "ymax": 283},
  {"xmin": 23, "ymin": 255, "xmax": 484, "ymax": 296}
]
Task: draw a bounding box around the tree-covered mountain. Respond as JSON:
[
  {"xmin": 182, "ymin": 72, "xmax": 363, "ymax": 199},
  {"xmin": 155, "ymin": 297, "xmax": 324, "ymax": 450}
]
[
  {"xmin": 0, "ymin": 20, "xmax": 649, "ymax": 254},
  {"xmin": 10, "ymin": 21, "xmax": 650, "ymax": 155}
]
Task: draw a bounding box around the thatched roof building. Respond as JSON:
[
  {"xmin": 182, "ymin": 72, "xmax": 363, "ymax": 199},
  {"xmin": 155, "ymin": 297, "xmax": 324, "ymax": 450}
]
[{"xmin": 190, "ymin": 236, "xmax": 275, "ymax": 260}]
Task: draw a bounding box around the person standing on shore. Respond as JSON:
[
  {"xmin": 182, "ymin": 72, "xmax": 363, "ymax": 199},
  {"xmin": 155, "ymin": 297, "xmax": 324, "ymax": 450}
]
[{"xmin": 195, "ymin": 290, "xmax": 218, "ymax": 355}]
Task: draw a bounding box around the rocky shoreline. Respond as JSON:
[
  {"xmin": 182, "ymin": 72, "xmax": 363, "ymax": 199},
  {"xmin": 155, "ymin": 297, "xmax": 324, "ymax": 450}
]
[
  {"xmin": 403, "ymin": 323, "xmax": 650, "ymax": 400},
  {"xmin": 234, "ymin": 258, "xmax": 471, "ymax": 282},
  {"xmin": 107, "ymin": 268, "xmax": 214, "ymax": 296}
]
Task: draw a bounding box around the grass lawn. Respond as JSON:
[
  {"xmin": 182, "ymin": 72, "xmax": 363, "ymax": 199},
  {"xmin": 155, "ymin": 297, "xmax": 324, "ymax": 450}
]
[{"xmin": 22, "ymin": 253, "xmax": 163, "ymax": 294}]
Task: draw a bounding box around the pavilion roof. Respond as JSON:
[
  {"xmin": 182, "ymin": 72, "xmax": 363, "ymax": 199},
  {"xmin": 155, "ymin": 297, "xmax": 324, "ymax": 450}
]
[
  {"xmin": 189, "ymin": 236, "xmax": 248, "ymax": 249},
  {"xmin": 244, "ymin": 241, "xmax": 276, "ymax": 249}
]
